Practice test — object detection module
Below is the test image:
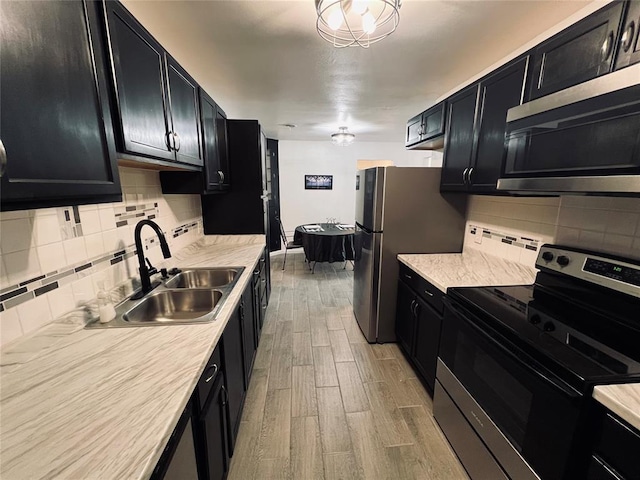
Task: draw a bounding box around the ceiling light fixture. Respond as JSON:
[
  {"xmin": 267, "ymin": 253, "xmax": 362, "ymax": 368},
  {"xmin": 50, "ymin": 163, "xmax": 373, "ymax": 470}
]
[
  {"xmin": 331, "ymin": 126, "xmax": 356, "ymax": 146},
  {"xmin": 315, "ymin": 0, "xmax": 402, "ymax": 48}
]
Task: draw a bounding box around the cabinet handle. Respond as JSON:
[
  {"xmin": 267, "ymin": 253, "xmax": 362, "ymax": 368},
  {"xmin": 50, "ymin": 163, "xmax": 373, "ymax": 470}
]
[
  {"xmin": 0, "ymin": 139, "xmax": 6, "ymax": 177},
  {"xmin": 621, "ymin": 21, "xmax": 635, "ymax": 52},
  {"xmin": 410, "ymin": 299, "xmax": 416, "ymax": 314},
  {"xmin": 413, "ymin": 302, "xmax": 420, "ymax": 317},
  {"xmin": 404, "ymin": 274, "xmax": 412, "ymax": 280},
  {"xmin": 601, "ymin": 31, "xmax": 614, "ymax": 61},
  {"xmin": 166, "ymin": 131, "xmax": 174, "ymax": 150},
  {"xmin": 462, "ymin": 167, "xmax": 469, "ymax": 185},
  {"xmin": 221, "ymin": 385, "xmax": 228, "ymax": 406},
  {"xmin": 173, "ymin": 132, "xmax": 181, "ymax": 152},
  {"xmin": 218, "ymin": 170, "xmax": 225, "ymax": 183},
  {"xmin": 424, "ymin": 289, "xmax": 434, "ymax": 297},
  {"xmin": 467, "ymin": 167, "xmax": 474, "ymax": 185},
  {"xmin": 205, "ymin": 363, "xmax": 219, "ymax": 383}
]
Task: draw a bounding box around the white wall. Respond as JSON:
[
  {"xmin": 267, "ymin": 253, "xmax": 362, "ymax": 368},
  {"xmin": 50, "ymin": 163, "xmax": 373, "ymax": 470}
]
[{"xmin": 278, "ymin": 140, "xmax": 442, "ymax": 235}]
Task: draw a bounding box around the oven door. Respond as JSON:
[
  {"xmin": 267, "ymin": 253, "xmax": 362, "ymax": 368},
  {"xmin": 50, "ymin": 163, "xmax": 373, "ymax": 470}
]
[{"xmin": 439, "ymin": 297, "xmax": 583, "ymax": 480}]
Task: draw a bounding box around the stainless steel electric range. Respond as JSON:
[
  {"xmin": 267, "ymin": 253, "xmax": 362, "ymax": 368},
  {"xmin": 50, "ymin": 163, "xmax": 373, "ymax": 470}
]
[{"xmin": 434, "ymin": 244, "xmax": 640, "ymax": 480}]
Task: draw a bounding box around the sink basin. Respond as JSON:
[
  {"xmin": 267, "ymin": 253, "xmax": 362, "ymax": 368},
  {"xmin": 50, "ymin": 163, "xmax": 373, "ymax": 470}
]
[
  {"xmin": 122, "ymin": 289, "xmax": 223, "ymax": 325},
  {"xmin": 165, "ymin": 268, "xmax": 240, "ymax": 289}
]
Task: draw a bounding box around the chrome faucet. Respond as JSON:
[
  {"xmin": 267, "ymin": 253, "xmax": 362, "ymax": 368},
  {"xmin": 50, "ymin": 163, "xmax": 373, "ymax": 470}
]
[{"xmin": 134, "ymin": 219, "xmax": 171, "ymax": 298}]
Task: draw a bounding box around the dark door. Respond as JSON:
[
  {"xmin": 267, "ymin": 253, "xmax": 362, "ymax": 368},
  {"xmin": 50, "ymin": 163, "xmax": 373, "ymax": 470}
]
[
  {"xmin": 200, "ymin": 377, "xmax": 229, "ymax": 480},
  {"xmin": 267, "ymin": 139, "xmax": 281, "ymax": 252},
  {"xmin": 0, "ymin": 0, "xmax": 120, "ymax": 209},
  {"xmin": 166, "ymin": 56, "xmax": 203, "ymax": 166},
  {"xmin": 406, "ymin": 113, "xmax": 424, "ymax": 146},
  {"xmin": 470, "ymin": 58, "xmax": 528, "ymax": 192},
  {"xmin": 104, "ymin": 1, "xmax": 174, "ymax": 161},
  {"xmin": 240, "ymin": 286, "xmax": 256, "ymax": 385},
  {"xmin": 440, "ymin": 85, "xmax": 479, "ymax": 191},
  {"xmin": 395, "ymin": 281, "xmax": 416, "ymax": 356},
  {"xmin": 615, "ymin": 0, "xmax": 640, "ymax": 70},
  {"xmin": 199, "ymin": 90, "xmax": 223, "ymax": 191},
  {"xmin": 412, "ymin": 295, "xmax": 442, "ymax": 392},
  {"xmin": 215, "ymin": 107, "xmax": 230, "ymax": 188},
  {"xmin": 222, "ymin": 307, "xmax": 246, "ymax": 455},
  {"xmin": 527, "ymin": 2, "xmax": 625, "ymax": 100}
]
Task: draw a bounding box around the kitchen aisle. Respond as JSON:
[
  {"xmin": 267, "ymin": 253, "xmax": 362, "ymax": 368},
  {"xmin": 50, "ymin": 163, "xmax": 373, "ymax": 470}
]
[{"xmin": 228, "ymin": 251, "xmax": 468, "ymax": 480}]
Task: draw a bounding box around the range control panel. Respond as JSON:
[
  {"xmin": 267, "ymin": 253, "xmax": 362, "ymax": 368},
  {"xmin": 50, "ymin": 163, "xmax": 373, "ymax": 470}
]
[{"xmin": 536, "ymin": 245, "xmax": 640, "ymax": 298}]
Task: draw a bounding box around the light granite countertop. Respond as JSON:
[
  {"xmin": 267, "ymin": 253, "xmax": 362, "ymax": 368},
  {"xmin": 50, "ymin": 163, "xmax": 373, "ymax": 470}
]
[
  {"xmin": 593, "ymin": 383, "xmax": 640, "ymax": 430},
  {"xmin": 0, "ymin": 235, "xmax": 265, "ymax": 480},
  {"xmin": 398, "ymin": 249, "xmax": 537, "ymax": 293}
]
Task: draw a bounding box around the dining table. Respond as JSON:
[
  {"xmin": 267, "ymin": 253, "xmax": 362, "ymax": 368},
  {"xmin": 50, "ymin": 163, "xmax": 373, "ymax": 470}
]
[{"xmin": 293, "ymin": 223, "xmax": 356, "ymax": 271}]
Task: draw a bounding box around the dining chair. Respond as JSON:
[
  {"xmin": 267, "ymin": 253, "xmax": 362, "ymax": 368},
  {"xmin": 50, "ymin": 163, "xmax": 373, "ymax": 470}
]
[{"xmin": 278, "ymin": 217, "xmax": 304, "ymax": 270}]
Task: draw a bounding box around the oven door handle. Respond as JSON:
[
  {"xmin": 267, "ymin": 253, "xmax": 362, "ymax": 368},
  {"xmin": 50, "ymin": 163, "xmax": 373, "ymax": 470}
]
[{"xmin": 446, "ymin": 300, "xmax": 581, "ymax": 399}]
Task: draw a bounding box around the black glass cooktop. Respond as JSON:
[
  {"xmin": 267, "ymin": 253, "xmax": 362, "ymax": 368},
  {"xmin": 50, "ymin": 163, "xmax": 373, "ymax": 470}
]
[{"xmin": 447, "ymin": 280, "xmax": 640, "ymax": 390}]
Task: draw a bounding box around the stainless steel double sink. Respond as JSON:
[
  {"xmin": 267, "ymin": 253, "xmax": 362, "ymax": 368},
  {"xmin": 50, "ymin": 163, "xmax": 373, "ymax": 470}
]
[{"xmin": 86, "ymin": 267, "xmax": 244, "ymax": 328}]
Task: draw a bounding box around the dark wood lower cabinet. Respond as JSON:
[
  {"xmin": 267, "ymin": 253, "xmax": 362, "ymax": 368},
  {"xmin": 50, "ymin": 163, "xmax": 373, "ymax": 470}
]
[
  {"xmin": 395, "ymin": 263, "xmax": 445, "ymax": 393},
  {"xmin": 151, "ymin": 402, "xmax": 199, "ymax": 480},
  {"xmin": 241, "ymin": 286, "xmax": 256, "ymax": 387},
  {"xmin": 222, "ymin": 306, "xmax": 246, "ymax": 455},
  {"xmin": 196, "ymin": 376, "xmax": 230, "ymax": 480}
]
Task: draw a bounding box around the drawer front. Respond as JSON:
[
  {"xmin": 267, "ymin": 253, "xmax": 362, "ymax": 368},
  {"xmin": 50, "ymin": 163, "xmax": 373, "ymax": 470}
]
[
  {"xmin": 594, "ymin": 411, "xmax": 640, "ymax": 480},
  {"xmin": 196, "ymin": 344, "xmax": 223, "ymax": 410},
  {"xmin": 398, "ymin": 263, "xmax": 444, "ymax": 313}
]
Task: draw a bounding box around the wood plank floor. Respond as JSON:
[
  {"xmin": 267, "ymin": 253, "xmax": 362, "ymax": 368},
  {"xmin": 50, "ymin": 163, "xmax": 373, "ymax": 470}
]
[{"xmin": 228, "ymin": 252, "xmax": 468, "ymax": 480}]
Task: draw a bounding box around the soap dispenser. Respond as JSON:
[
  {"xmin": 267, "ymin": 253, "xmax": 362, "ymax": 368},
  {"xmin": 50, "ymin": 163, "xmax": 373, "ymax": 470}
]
[{"xmin": 97, "ymin": 280, "xmax": 116, "ymax": 323}]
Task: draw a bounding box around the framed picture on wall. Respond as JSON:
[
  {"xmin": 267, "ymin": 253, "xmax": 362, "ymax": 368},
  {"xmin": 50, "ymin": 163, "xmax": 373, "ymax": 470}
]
[{"xmin": 305, "ymin": 174, "xmax": 333, "ymax": 190}]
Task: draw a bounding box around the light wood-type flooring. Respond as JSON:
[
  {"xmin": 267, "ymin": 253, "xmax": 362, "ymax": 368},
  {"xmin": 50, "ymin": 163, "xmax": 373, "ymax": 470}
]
[{"xmin": 227, "ymin": 252, "xmax": 468, "ymax": 480}]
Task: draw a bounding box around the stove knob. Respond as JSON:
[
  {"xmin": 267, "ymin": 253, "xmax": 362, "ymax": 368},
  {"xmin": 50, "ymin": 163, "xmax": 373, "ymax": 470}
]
[
  {"xmin": 541, "ymin": 251, "xmax": 554, "ymax": 262},
  {"xmin": 530, "ymin": 314, "xmax": 541, "ymax": 325},
  {"xmin": 543, "ymin": 321, "xmax": 555, "ymax": 332},
  {"xmin": 556, "ymin": 255, "xmax": 570, "ymax": 267}
]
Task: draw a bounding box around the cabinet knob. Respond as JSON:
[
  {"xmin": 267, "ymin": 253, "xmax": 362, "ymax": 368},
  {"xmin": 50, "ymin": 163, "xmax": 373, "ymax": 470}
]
[
  {"xmin": 173, "ymin": 132, "xmax": 181, "ymax": 152},
  {"xmin": 621, "ymin": 21, "xmax": 635, "ymax": 52},
  {"xmin": 0, "ymin": 139, "xmax": 6, "ymax": 177},
  {"xmin": 601, "ymin": 31, "xmax": 614, "ymax": 61}
]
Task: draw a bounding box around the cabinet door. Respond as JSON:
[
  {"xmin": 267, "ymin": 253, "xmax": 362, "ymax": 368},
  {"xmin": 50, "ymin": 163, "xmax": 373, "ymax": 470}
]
[
  {"xmin": 105, "ymin": 1, "xmax": 174, "ymax": 161},
  {"xmin": 0, "ymin": 0, "xmax": 120, "ymax": 209},
  {"xmin": 440, "ymin": 85, "xmax": 479, "ymax": 191},
  {"xmin": 215, "ymin": 107, "xmax": 230, "ymax": 188},
  {"xmin": 527, "ymin": 2, "xmax": 625, "ymax": 100},
  {"xmin": 222, "ymin": 308, "xmax": 246, "ymax": 454},
  {"xmin": 422, "ymin": 101, "xmax": 446, "ymax": 140},
  {"xmin": 200, "ymin": 91, "xmax": 223, "ymax": 191},
  {"xmin": 395, "ymin": 281, "xmax": 416, "ymax": 356},
  {"xmin": 470, "ymin": 58, "xmax": 528, "ymax": 192},
  {"xmin": 240, "ymin": 286, "xmax": 256, "ymax": 385},
  {"xmin": 166, "ymin": 56, "xmax": 203, "ymax": 166},
  {"xmin": 412, "ymin": 295, "xmax": 443, "ymax": 393},
  {"xmin": 201, "ymin": 378, "xmax": 229, "ymax": 480},
  {"xmin": 405, "ymin": 113, "xmax": 424, "ymax": 147},
  {"xmin": 615, "ymin": 0, "xmax": 640, "ymax": 70}
]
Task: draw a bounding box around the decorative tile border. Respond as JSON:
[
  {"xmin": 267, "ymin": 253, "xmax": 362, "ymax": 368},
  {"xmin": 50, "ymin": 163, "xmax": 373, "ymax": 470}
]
[
  {"xmin": 0, "ymin": 220, "xmax": 201, "ymax": 313},
  {"xmin": 58, "ymin": 206, "xmax": 83, "ymax": 239},
  {"xmin": 469, "ymin": 224, "xmax": 540, "ymax": 252},
  {"xmin": 114, "ymin": 203, "xmax": 160, "ymax": 227}
]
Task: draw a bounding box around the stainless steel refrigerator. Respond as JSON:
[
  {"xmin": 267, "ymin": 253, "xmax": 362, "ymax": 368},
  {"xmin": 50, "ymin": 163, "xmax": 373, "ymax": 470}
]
[{"xmin": 353, "ymin": 167, "xmax": 467, "ymax": 343}]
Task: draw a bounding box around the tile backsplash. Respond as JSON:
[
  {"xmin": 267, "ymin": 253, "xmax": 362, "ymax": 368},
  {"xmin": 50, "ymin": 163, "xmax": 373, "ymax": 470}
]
[
  {"xmin": 464, "ymin": 195, "xmax": 640, "ymax": 266},
  {"xmin": 0, "ymin": 167, "xmax": 203, "ymax": 347}
]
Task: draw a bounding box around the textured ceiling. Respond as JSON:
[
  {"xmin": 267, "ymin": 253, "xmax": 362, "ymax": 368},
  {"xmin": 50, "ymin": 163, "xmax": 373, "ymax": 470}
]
[{"xmin": 122, "ymin": 0, "xmax": 592, "ymax": 143}]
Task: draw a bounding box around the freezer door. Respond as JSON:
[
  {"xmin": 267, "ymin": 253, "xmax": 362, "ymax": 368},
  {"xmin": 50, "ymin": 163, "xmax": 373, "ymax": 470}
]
[
  {"xmin": 352, "ymin": 225, "xmax": 382, "ymax": 342},
  {"xmin": 355, "ymin": 167, "xmax": 385, "ymax": 232}
]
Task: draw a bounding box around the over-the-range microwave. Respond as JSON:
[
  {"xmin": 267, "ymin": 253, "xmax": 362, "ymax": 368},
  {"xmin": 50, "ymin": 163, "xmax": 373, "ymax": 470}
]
[{"xmin": 497, "ymin": 63, "xmax": 640, "ymax": 195}]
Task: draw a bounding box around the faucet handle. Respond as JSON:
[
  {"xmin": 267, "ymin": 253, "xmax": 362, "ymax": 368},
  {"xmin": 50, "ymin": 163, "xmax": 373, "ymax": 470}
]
[{"xmin": 145, "ymin": 257, "xmax": 157, "ymax": 275}]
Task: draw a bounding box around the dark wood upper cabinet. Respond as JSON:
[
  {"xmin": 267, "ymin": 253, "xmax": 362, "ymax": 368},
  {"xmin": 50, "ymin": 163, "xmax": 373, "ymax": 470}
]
[
  {"xmin": 527, "ymin": 1, "xmax": 625, "ymax": 101},
  {"xmin": 405, "ymin": 101, "xmax": 447, "ymax": 149},
  {"xmin": 615, "ymin": 0, "xmax": 640, "ymax": 70},
  {"xmin": 0, "ymin": 0, "xmax": 121, "ymax": 211},
  {"xmin": 104, "ymin": 1, "xmax": 202, "ymax": 166},
  {"xmin": 440, "ymin": 85, "xmax": 479, "ymax": 191},
  {"xmin": 159, "ymin": 90, "xmax": 229, "ymax": 194},
  {"xmin": 104, "ymin": 0, "xmax": 174, "ymax": 161},
  {"xmin": 470, "ymin": 57, "xmax": 528, "ymax": 192},
  {"xmin": 166, "ymin": 56, "xmax": 203, "ymax": 166},
  {"xmin": 440, "ymin": 57, "xmax": 527, "ymax": 193}
]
